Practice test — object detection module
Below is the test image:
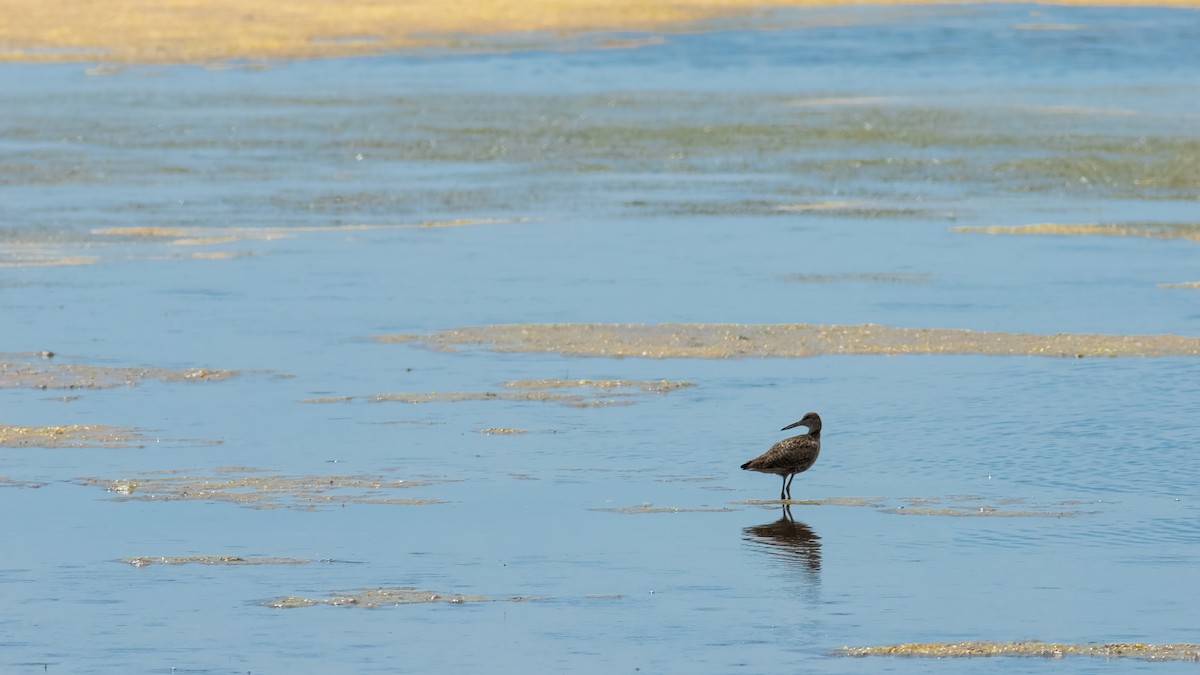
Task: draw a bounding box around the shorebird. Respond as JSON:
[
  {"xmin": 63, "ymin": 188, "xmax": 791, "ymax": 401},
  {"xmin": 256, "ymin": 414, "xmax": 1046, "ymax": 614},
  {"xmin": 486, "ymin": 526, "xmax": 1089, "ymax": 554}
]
[{"xmin": 740, "ymin": 412, "xmax": 822, "ymax": 501}]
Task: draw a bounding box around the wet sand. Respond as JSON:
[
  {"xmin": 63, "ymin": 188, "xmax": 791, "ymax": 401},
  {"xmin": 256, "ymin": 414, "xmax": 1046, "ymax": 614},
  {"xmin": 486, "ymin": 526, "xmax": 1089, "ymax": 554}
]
[
  {"xmin": 736, "ymin": 495, "xmax": 1094, "ymax": 517},
  {"xmin": 0, "ymin": 424, "xmax": 148, "ymax": 448},
  {"xmin": 263, "ymin": 586, "xmax": 538, "ymax": 609},
  {"xmin": 955, "ymin": 222, "xmax": 1200, "ymax": 242},
  {"xmin": 382, "ymin": 323, "xmax": 1200, "ymax": 358},
  {"xmin": 0, "ymin": 355, "xmax": 236, "ymax": 389},
  {"xmin": 123, "ymin": 555, "xmax": 312, "ymax": 567},
  {"xmin": 304, "ymin": 379, "xmax": 694, "ymax": 408},
  {"xmin": 78, "ymin": 468, "xmax": 445, "ymax": 509},
  {"xmin": 839, "ymin": 641, "xmax": 1200, "ymax": 660},
  {"xmin": 4, "ymin": 0, "xmax": 1200, "ymax": 64}
]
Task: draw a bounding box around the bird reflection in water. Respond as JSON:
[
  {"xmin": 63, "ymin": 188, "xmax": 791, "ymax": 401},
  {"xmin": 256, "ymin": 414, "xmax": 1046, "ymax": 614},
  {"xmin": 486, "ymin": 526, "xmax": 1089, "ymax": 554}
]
[{"xmin": 742, "ymin": 505, "xmax": 821, "ymax": 591}]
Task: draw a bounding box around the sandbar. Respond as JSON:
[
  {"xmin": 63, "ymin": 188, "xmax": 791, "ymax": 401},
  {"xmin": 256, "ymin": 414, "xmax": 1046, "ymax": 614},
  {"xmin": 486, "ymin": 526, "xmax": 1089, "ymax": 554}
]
[
  {"xmin": 379, "ymin": 323, "xmax": 1200, "ymax": 359},
  {"xmin": 4, "ymin": 0, "xmax": 1197, "ymax": 65},
  {"xmin": 839, "ymin": 641, "xmax": 1200, "ymax": 660}
]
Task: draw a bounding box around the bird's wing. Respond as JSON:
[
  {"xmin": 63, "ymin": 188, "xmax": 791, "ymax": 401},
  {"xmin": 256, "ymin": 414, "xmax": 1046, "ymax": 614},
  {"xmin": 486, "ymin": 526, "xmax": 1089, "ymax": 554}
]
[{"xmin": 743, "ymin": 435, "xmax": 818, "ymax": 470}]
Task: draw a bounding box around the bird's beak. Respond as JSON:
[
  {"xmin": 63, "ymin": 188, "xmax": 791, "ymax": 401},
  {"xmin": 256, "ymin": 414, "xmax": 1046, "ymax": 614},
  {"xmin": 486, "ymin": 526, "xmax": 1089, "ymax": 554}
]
[{"xmin": 781, "ymin": 420, "xmax": 805, "ymax": 431}]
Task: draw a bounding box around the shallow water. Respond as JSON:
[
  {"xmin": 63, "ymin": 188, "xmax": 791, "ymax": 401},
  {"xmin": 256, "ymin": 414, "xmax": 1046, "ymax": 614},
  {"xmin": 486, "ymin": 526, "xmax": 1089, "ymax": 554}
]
[{"xmin": 2, "ymin": 4, "xmax": 1200, "ymax": 673}]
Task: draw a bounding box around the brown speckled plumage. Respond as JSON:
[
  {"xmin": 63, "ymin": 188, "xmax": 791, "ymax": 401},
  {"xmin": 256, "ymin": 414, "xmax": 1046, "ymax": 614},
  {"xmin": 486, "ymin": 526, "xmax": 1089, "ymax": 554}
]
[{"xmin": 741, "ymin": 412, "xmax": 821, "ymax": 501}]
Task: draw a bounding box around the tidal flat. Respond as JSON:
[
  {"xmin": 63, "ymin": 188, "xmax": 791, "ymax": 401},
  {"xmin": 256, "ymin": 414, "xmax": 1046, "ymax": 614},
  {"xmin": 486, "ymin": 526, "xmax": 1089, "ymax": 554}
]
[
  {"xmin": 1, "ymin": 4, "xmax": 1199, "ymax": 673},
  {"xmin": 838, "ymin": 641, "xmax": 1200, "ymax": 661},
  {"xmin": 77, "ymin": 468, "xmax": 446, "ymax": 509},
  {"xmin": 0, "ymin": 424, "xmax": 148, "ymax": 448},
  {"xmin": 384, "ymin": 323, "xmax": 1200, "ymax": 358},
  {"xmin": 0, "ymin": 355, "xmax": 236, "ymax": 389}
]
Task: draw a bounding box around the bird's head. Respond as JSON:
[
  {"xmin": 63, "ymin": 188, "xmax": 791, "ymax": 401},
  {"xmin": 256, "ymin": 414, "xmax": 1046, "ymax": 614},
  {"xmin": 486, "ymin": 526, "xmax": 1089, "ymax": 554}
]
[{"xmin": 781, "ymin": 411, "xmax": 821, "ymax": 432}]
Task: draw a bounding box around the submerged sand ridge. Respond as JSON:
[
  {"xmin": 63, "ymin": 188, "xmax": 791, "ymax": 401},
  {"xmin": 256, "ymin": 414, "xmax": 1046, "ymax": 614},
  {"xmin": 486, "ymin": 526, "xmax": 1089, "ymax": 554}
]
[
  {"xmin": 262, "ymin": 586, "xmax": 539, "ymax": 609},
  {"xmin": 123, "ymin": 555, "xmax": 312, "ymax": 567},
  {"xmin": 378, "ymin": 323, "xmax": 1200, "ymax": 359},
  {"xmin": 78, "ymin": 467, "xmax": 446, "ymax": 509},
  {"xmin": 303, "ymin": 378, "xmax": 695, "ymax": 408},
  {"xmin": 955, "ymin": 222, "xmax": 1200, "ymax": 242},
  {"xmin": 839, "ymin": 641, "xmax": 1200, "ymax": 660}
]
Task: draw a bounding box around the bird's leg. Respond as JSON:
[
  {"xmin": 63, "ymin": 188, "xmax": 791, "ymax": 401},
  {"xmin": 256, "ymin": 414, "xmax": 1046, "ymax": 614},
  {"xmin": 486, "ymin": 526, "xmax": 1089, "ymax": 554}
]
[
  {"xmin": 779, "ymin": 475, "xmax": 787, "ymax": 501},
  {"xmin": 785, "ymin": 473, "xmax": 796, "ymax": 500}
]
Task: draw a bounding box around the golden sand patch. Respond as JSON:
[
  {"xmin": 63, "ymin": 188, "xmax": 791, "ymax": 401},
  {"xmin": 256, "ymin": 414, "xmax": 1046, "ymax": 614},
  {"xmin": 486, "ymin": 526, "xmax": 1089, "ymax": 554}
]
[
  {"xmin": 263, "ymin": 586, "xmax": 539, "ymax": 609},
  {"xmin": 954, "ymin": 222, "xmax": 1200, "ymax": 242},
  {"xmin": 379, "ymin": 323, "xmax": 1200, "ymax": 359},
  {"xmin": 78, "ymin": 468, "xmax": 445, "ymax": 509},
  {"xmin": 1160, "ymin": 281, "xmax": 1200, "ymax": 289},
  {"xmin": 124, "ymin": 555, "xmax": 311, "ymax": 567},
  {"xmin": 7, "ymin": 0, "xmax": 1199, "ymax": 65},
  {"xmin": 0, "ymin": 424, "xmax": 147, "ymax": 448},
  {"xmin": 0, "ymin": 357, "xmax": 237, "ymax": 389},
  {"xmin": 838, "ymin": 641, "xmax": 1200, "ymax": 660}
]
